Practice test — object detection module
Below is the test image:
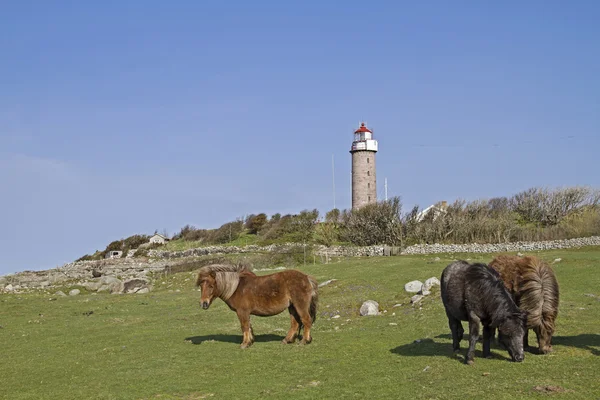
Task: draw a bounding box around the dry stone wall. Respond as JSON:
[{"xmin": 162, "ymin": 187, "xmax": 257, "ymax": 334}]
[
  {"xmin": 2, "ymin": 236, "xmax": 599, "ymax": 293},
  {"xmin": 401, "ymin": 236, "xmax": 600, "ymax": 255}
]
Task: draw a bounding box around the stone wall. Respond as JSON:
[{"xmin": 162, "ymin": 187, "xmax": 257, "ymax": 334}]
[
  {"xmin": 0, "ymin": 258, "xmax": 171, "ymax": 292},
  {"xmin": 148, "ymin": 243, "xmax": 385, "ymax": 259},
  {"xmin": 3, "ymin": 236, "xmax": 599, "ymax": 293},
  {"xmin": 400, "ymin": 236, "xmax": 600, "ymax": 255}
]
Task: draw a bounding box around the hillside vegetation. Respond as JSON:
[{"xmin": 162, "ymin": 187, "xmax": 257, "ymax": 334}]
[
  {"xmin": 78, "ymin": 186, "xmax": 600, "ymax": 261},
  {"xmin": 1, "ymin": 247, "xmax": 599, "ymax": 399}
]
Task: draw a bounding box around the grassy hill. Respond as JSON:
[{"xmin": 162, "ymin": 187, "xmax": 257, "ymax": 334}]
[{"xmin": 1, "ymin": 248, "xmax": 599, "ymax": 399}]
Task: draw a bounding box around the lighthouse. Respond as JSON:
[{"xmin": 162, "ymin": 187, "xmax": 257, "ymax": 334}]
[{"xmin": 350, "ymin": 122, "xmax": 378, "ymax": 209}]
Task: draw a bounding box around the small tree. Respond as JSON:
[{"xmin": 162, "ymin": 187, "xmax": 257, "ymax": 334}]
[
  {"xmin": 247, "ymin": 213, "xmax": 268, "ymax": 234},
  {"xmin": 292, "ymin": 209, "xmax": 320, "ymax": 243},
  {"xmin": 341, "ymin": 197, "xmax": 403, "ymax": 246}
]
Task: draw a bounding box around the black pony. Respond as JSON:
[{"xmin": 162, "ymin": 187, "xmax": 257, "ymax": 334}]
[{"xmin": 441, "ymin": 260, "xmax": 527, "ymax": 364}]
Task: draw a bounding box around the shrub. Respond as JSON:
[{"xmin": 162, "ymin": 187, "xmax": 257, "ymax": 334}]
[
  {"xmin": 209, "ymin": 220, "xmax": 244, "ymax": 244},
  {"xmin": 247, "ymin": 213, "xmax": 268, "ymax": 234},
  {"xmin": 341, "ymin": 197, "xmax": 403, "ymax": 246}
]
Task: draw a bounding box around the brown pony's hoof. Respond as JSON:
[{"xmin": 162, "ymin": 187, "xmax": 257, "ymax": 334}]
[
  {"xmin": 466, "ymin": 359, "xmax": 474, "ymax": 365},
  {"xmin": 299, "ymin": 338, "xmax": 312, "ymax": 345},
  {"xmin": 240, "ymin": 343, "xmax": 252, "ymax": 349},
  {"xmin": 282, "ymin": 338, "xmax": 295, "ymax": 345}
]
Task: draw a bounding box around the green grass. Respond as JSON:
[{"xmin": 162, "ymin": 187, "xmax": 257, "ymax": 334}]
[
  {"xmin": 1, "ymin": 248, "xmax": 599, "ymax": 399},
  {"xmin": 160, "ymin": 232, "xmax": 261, "ymax": 252}
]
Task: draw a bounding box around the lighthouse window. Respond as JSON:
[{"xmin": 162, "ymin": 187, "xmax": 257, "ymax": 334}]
[
  {"xmin": 367, "ymin": 158, "xmax": 370, "ymax": 164},
  {"xmin": 368, "ymin": 183, "xmax": 370, "ymax": 189},
  {"xmin": 367, "ymin": 171, "xmax": 370, "ymax": 176},
  {"xmin": 368, "ymin": 196, "xmax": 371, "ymax": 202}
]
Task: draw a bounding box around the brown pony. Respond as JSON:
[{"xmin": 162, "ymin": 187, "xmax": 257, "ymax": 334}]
[
  {"xmin": 196, "ymin": 264, "xmax": 318, "ymax": 349},
  {"xmin": 489, "ymin": 255, "xmax": 559, "ymax": 354}
]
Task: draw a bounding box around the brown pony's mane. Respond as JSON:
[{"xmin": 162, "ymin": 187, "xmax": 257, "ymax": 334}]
[
  {"xmin": 489, "ymin": 254, "xmax": 559, "ymax": 354},
  {"xmin": 196, "ymin": 263, "xmax": 253, "ymax": 301},
  {"xmin": 518, "ymin": 257, "xmax": 559, "ymax": 332}
]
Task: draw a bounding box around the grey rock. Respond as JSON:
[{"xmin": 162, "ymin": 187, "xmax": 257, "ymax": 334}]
[
  {"xmin": 97, "ymin": 285, "xmax": 110, "ymax": 293},
  {"xmin": 423, "ymin": 277, "xmax": 441, "ymax": 291},
  {"xmin": 421, "ymin": 290, "xmax": 431, "ymax": 296},
  {"xmin": 83, "ymin": 281, "xmax": 103, "ymax": 292},
  {"xmin": 359, "ymin": 300, "xmax": 379, "ymax": 316},
  {"xmin": 136, "ymin": 288, "xmax": 150, "ymax": 294},
  {"xmin": 69, "ymin": 289, "xmax": 81, "ymax": 296},
  {"xmin": 318, "ymin": 279, "xmax": 337, "ymax": 287},
  {"xmin": 4, "ymin": 284, "xmax": 14, "ymax": 292},
  {"xmin": 123, "ymin": 278, "xmax": 149, "ymax": 294},
  {"xmin": 411, "ymin": 294, "xmax": 423, "ymax": 304},
  {"xmin": 55, "ymin": 290, "xmax": 67, "ymax": 297},
  {"xmin": 100, "ymin": 276, "xmax": 124, "ymax": 294},
  {"xmin": 405, "ymin": 280, "xmax": 424, "ymax": 293}
]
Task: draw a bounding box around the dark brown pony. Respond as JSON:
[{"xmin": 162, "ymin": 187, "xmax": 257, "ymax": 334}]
[
  {"xmin": 489, "ymin": 255, "xmax": 559, "ymax": 354},
  {"xmin": 196, "ymin": 264, "xmax": 318, "ymax": 348}
]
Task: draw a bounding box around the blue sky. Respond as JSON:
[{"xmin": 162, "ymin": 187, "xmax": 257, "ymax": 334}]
[{"xmin": 1, "ymin": 1, "xmax": 599, "ymax": 274}]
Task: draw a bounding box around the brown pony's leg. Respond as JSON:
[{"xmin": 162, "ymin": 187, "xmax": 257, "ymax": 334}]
[
  {"xmin": 295, "ymin": 301, "xmax": 313, "ymax": 345},
  {"xmin": 283, "ymin": 306, "xmax": 301, "ymax": 344},
  {"xmin": 533, "ymin": 325, "xmax": 552, "ymax": 354},
  {"xmin": 236, "ymin": 310, "xmax": 253, "ymax": 349}
]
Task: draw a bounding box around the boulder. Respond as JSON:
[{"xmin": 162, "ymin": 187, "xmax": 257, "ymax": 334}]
[
  {"xmin": 136, "ymin": 288, "xmax": 150, "ymax": 294},
  {"xmin": 423, "ymin": 277, "xmax": 441, "ymax": 291},
  {"xmin": 83, "ymin": 281, "xmax": 103, "ymax": 292},
  {"xmin": 404, "ymin": 280, "xmax": 423, "ymax": 293},
  {"xmin": 100, "ymin": 276, "xmax": 124, "ymax": 294},
  {"xmin": 318, "ymin": 279, "xmax": 338, "ymax": 288},
  {"xmin": 359, "ymin": 300, "xmax": 379, "ymax": 316},
  {"xmin": 55, "ymin": 290, "xmax": 67, "ymax": 297},
  {"xmin": 69, "ymin": 289, "xmax": 80, "ymax": 296},
  {"xmin": 97, "ymin": 285, "xmax": 110, "ymax": 293},
  {"xmin": 411, "ymin": 294, "xmax": 423, "ymax": 304},
  {"xmin": 123, "ymin": 278, "xmax": 150, "ymax": 294},
  {"xmin": 4, "ymin": 284, "xmax": 14, "ymax": 293}
]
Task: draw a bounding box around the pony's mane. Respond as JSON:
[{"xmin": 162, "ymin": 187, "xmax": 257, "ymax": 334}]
[
  {"xmin": 518, "ymin": 257, "xmax": 559, "ymax": 331},
  {"xmin": 196, "ymin": 263, "xmax": 253, "ymax": 301},
  {"xmin": 490, "ymin": 255, "xmax": 559, "ymax": 332},
  {"xmin": 466, "ymin": 263, "xmax": 523, "ymax": 327}
]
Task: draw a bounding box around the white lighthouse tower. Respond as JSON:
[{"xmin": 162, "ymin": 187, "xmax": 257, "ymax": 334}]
[{"xmin": 350, "ymin": 122, "xmax": 378, "ymax": 209}]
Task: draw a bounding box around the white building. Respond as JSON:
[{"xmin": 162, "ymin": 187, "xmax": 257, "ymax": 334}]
[
  {"xmin": 416, "ymin": 201, "xmax": 448, "ymax": 222},
  {"xmin": 105, "ymin": 250, "xmax": 123, "ymax": 259},
  {"xmin": 149, "ymin": 233, "xmax": 170, "ymax": 245}
]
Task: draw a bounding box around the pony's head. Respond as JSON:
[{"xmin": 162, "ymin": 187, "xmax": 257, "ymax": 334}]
[
  {"xmin": 498, "ymin": 310, "xmax": 528, "ymax": 362},
  {"xmin": 196, "ymin": 270, "xmax": 218, "ymax": 310},
  {"xmin": 195, "ymin": 263, "xmax": 250, "ymax": 310}
]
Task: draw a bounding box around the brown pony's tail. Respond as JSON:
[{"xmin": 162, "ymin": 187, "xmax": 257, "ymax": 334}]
[
  {"xmin": 520, "ymin": 257, "xmax": 559, "ymax": 333},
  {"xmin": 308, "ymin": 276, "xmax": 319, "ymax": 324}
]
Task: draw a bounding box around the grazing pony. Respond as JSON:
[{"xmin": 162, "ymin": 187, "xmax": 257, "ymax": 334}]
[
  {"xmin": 196, "ymin": 264, "xmax": 318, "ymax": 348},
  {"xmin": 441, "ymin": 261, "xmax": 527, "ymax": 364},
  {"xmin": 489, "ymin": 255, "xmax": 559, "ymax": 354}
]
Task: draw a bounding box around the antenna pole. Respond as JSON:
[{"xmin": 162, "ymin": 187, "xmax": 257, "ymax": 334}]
[{"xmin": 384, "ymin": 177, "xmax": 388, "ymax": 201}]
